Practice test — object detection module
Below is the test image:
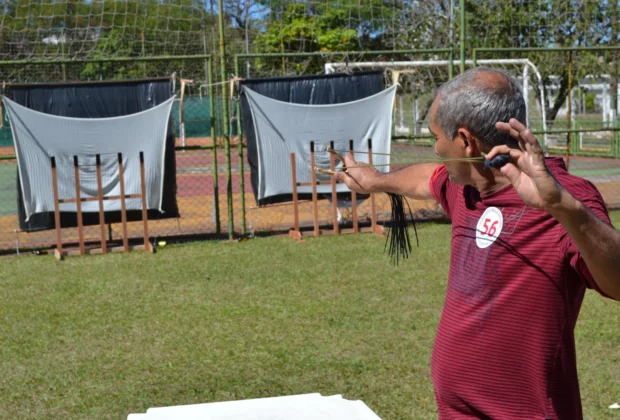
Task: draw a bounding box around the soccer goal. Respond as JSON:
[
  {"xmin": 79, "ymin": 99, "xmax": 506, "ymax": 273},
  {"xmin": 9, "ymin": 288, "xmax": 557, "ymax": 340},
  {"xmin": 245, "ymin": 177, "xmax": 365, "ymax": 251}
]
[{"xmin": 325, "ymin": 59, "xmax": 549, "ymax": 147}]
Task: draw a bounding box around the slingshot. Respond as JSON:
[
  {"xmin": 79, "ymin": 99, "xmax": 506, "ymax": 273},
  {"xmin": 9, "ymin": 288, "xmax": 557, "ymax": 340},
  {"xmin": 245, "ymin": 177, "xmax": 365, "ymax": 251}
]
[{"xmin": 316, "ymin": 146, "xmax": 511, "ymax": 265}]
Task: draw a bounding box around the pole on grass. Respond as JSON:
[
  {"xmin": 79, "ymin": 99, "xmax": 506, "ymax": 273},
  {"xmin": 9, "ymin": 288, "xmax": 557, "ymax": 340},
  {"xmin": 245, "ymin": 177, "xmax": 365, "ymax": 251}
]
[
  {"xmin": 349, "ymin": 140, "xmax": 358, "ymax": 233},
  {"xmin": 329, "ymin": 141, "xmax": 339, "ymax": 235},
  {"xmin": 118, "ymin": 153, "xmax": 129, "ymax": 252},
  {"xmin": 51, "ymin": 157, "xmax": 62, "ymax": 255},
  {"xmin": 139, "ymin": 152, "xmax": 153, "ymax": 253},
  {"xmin": 218, "ymin": 0, "xmax": 234, "ymax": 240},
  {"xmin": 368, "ymin": 139, "xmax": 379, "ymax": 235},
  {"xmin": 73, "ymin": 156, "xmax": 85, "ymax": 256},
  {"xmin": 234, "ymin": 55, "xmax": 246, "ymax": 235},
  {"xmin": 95, "ymin": 154, "xmax": 107, "ymax": 254},
  {"xmin": 207, "ymin": 58, "xmax": 221, "ymax": 235},
  {"xmin": 310, "ymin": 141, "xmax": 320, "ymax": 237}
]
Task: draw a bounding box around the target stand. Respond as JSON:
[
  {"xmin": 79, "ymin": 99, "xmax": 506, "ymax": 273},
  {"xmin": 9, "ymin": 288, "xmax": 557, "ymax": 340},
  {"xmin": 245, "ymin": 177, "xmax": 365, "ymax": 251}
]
[
  {"xmin": 50, "ymin": 151, "xmax": 153, "ymax": 260},
  {"xmin": 288, "ymin": 140, "xmax": 384, "ymax": 243}
]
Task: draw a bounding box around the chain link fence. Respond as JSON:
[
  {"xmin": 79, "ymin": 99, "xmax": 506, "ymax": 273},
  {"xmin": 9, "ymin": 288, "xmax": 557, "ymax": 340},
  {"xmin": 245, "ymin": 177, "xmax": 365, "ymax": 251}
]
[{"xmin": 0, "ymin": 0, "xmax": 619, "ymax": 251}]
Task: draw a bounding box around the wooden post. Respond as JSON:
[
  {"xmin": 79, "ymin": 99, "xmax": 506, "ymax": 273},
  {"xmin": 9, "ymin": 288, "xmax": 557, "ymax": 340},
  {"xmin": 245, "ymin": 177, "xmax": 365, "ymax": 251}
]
[
  {"xmin": 95, "ymin": 154, "xmax": 107, "ymax": 254},
  {"xmin": 51, "ymin": 157, "xmax": 63, "ymax": 259},
  {"xmin": 117, "ymin": 153, "xmax": 129, "ymax": 252},
  {"xmin": 52, "ymin": 152, "xmax": 153, "ymax": 258},
  {"xmin": 329, "ymin": 140, "xmax": 339, "ymax": 235},
  {"xmin": 310, "ymin": 141, "xmax": 320, "ymax": 237},
  {"xmin": 288, "ymin": 152, "xmax": 303, "ymax": 242},
  {"xmin": 291, "ymin": 153, "xmax": 300, "ymax": 233},
  {"xmin": 138, "ymin": 152, "xmax": 153, "ymax": 252},
  {"xmin": 368, "ymin": 139, "xmax": 383, "ymax": 236},
  {"xmin": 368, "ymin": 139, "xmax": 377, "ymax": 231},
  {"xmin": 73, "ymin": 155, "xmax": 85, "ymax": 256},
  {"xmin": 349, "ymin": 139, "xmax": 358, "ymax": 233}
]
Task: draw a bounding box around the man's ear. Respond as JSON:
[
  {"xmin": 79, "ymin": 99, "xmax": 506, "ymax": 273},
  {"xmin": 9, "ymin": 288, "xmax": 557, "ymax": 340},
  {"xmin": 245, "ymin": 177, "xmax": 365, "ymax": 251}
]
[{"xmin": 456, "ymin": 127, "xmax": 478, "ymax": 157}]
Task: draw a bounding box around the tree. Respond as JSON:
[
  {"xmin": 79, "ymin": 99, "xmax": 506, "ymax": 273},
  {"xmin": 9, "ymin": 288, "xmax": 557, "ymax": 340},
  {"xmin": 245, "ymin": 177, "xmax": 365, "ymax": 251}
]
[
  {"xmin": 464, "ymin": 0, "xmax": 612, "ymax": 122},
  {"xmin": 251, "ymin": 2, "xmax": 375, "ymax": 74}
]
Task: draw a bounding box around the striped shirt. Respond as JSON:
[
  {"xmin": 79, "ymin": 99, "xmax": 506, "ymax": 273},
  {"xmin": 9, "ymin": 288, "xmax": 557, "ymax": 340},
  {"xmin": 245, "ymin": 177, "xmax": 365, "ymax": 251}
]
[{"xmin": 429, "ymin": 158, "xmax": 611, "ymax": 419}]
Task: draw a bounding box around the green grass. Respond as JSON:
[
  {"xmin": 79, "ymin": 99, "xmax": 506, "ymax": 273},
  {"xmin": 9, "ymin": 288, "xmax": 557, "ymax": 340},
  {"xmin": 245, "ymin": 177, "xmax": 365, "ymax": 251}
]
[{"xmin": 0, "ymin": 216, "xmax": 619, "ymax": 419}]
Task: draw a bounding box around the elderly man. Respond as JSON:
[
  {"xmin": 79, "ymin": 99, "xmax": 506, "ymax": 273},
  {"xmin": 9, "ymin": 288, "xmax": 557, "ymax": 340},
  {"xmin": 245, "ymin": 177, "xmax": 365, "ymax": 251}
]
[{"xmin": 335, "ymin": 67, "xmax": 619, "ymax": 419}]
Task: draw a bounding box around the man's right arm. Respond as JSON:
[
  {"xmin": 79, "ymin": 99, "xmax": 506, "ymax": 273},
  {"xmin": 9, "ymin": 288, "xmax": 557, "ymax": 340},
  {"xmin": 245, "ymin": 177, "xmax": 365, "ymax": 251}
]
[{"xmin": 333, "ymin": 155, "xmax": 440, "ymax": 201}]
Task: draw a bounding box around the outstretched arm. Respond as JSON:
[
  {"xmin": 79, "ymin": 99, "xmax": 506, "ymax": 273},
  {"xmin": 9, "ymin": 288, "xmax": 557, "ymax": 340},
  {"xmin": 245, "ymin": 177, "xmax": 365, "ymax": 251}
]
[
  {"xmin": 333, "ymin": 154, "xmax": 440, "ymax": 201},
  {"xmin": 489, "ymin": 119, "xmax": 620, "ymax": 301}
]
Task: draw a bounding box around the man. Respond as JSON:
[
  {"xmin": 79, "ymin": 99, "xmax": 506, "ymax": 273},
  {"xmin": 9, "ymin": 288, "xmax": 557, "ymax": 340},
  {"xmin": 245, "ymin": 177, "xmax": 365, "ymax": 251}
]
[{"xmin": 335, "ymin": 67, "xmax": 620, "ymax": 419}]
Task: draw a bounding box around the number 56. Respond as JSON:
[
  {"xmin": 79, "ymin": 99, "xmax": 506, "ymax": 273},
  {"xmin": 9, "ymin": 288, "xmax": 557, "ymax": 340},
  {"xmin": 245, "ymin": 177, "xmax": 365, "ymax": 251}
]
[{"xmin": 481, "ymin": 218, "xmax": 498, "ymax": 236}]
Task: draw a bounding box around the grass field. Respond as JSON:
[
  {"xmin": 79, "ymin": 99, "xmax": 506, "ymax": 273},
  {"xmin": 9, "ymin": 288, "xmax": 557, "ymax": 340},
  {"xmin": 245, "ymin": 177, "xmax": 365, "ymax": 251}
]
[{"xmin": 0, "ymin": 214, "xmax": 619, "ymax": 419}]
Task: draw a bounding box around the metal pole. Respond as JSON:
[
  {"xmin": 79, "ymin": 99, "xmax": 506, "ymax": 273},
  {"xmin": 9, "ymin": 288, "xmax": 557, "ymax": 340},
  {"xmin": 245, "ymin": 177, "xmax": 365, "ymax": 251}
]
[
  {"xmin": 523, "ymin": 64, "xmax": 530, "ymax": 127},
  {"xmin": 201, "ymin": 21, "xmax": 210, "ymax": 87},
  {"xmin": 473, "ymin": 46, "xmax": 620, "ymax": 54},
  {"xmin": 218, "ymin": 1, "xmax": 234, "ymax": 239},
  {"xmin": 448, "ymin": 0, "xmax": 455, "ymax": 79},
  {"xmin": 460, "ymin": 0, "xmax": 465, "ymax": 73},
  {"xmin": 235, "ymin": 49, "xmax": 447, "ymax": 59},
  {"xmin": 60, "ymin": 26, "xmax": 66, "ymax": 81},
  {"xmin": 234, "ymin": 56, "xmax": 246, "ymax": 235},
  {"xmin": 245, "ymin": 0, "xmax": 250, "ymax": 78},
  {"xmin": 208, "ymin": 58, "xmax": 221, "ymax": 235},
  {"xmin": 0, "ymin": 54, "xmax": 213, "ymax": 66}
]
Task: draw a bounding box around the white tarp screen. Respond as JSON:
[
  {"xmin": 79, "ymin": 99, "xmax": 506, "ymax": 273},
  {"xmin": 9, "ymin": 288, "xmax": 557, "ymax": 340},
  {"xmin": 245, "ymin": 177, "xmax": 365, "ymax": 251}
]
[
  {"xmin": 244, "ymin": 85, "xmax": 396, "ymax": 201},
  {"xmin": 3, "ymin": 96, "xmax": 175, "ymax": 221}
]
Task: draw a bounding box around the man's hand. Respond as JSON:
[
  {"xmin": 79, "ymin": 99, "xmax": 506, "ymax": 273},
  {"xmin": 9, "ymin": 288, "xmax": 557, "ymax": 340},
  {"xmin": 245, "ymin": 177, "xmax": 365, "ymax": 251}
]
[
  {"xmin": 491, "ymin": 118, "xmax": 620, "ymax": 300},
  {"xmin": 488, "ymin": 118, "xmax": 563, "ymax": 211},
  {"xmin": 333, "ymin": 154, "xmax": 382, "ymax": 194}
]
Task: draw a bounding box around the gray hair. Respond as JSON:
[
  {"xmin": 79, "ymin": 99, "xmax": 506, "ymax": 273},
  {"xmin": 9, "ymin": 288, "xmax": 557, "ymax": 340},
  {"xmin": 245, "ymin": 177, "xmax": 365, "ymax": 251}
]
[{"xmin": 434, "ymin": 67, "xmax": 526, "ymax": 149}]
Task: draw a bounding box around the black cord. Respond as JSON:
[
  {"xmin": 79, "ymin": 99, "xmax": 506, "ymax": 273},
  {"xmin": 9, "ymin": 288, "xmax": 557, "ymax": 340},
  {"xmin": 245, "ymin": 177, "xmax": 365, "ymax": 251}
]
[{"xmin": 384, "ymin": 193, "xmax": 419, "ymax": 265}]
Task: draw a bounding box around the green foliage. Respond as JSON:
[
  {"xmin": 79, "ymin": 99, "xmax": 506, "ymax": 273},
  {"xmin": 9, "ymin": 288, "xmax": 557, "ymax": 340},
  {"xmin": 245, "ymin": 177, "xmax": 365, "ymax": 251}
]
[
  {"xmin": 464, "ymin": 0, "xmax": 617, "ymax": 121},
  {"xmin": 252, "ymin": 3, "xmax": 359, "ymax": 74},
  {"xmin": 80, "ymin": 30, "xmax": 144, "ymax": 80},
  {"xmin": 254, "ymin": 4, "xmax": 358, "ymax": 53},
  {"xmin": 585, "ymin": 92, "xmax": 597, "ymax": 112}
]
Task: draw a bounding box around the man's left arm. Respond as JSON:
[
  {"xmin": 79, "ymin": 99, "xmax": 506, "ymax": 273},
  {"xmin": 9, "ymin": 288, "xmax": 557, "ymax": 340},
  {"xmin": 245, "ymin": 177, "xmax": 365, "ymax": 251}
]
[
  {"xmin": 548, "ymin": 188, "xmax": 620, "ymax": 299},
  {"xmin": 489, "ymin": 118, "xmax": 620, "ymax": 301}
]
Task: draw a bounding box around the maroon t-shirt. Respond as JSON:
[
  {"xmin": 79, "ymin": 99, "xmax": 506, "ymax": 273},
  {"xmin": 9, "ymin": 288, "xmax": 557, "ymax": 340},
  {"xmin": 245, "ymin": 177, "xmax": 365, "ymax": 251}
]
[{"xmin": 429, "ymin": 158, "xmax": 611, "ymax": 419}]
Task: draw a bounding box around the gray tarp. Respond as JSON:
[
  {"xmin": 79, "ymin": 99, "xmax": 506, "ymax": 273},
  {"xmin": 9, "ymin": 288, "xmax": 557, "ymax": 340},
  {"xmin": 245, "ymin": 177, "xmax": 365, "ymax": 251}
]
[
  {"xmin": 244, "ymin": 85, "xmax": 396, "ymax": 201},
  {"xmin": 4, "ymin": 96, "xmax": 175, "ymax": 221}
]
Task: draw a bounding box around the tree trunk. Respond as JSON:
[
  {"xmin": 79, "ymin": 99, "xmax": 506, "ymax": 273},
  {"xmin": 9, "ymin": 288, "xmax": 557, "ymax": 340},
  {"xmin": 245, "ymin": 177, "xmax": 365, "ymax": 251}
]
[{"xmin": 546, "ymin": 73, "xmax": 569, "ymax": 123}]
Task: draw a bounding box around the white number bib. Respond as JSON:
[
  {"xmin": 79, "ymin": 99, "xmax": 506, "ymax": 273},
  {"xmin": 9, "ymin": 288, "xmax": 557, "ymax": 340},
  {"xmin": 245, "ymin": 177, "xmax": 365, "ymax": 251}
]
[{"xmin": 476, "ymin": 207, "xmax": 503, "ymax": 249}]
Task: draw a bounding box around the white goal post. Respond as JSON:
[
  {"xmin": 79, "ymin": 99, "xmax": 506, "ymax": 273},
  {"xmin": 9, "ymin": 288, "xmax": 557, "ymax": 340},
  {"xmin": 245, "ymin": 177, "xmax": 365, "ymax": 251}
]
[{"xmin": 325, "ymin": 59, "xmax": 548, "ymax": 145}]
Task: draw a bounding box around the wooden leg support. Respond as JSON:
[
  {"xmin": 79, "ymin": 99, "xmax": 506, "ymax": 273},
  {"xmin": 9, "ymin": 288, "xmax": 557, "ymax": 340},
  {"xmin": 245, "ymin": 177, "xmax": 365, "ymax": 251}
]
[{"xmin": 288, "ymin": 229, "xmax": 305, "ymax": 243}]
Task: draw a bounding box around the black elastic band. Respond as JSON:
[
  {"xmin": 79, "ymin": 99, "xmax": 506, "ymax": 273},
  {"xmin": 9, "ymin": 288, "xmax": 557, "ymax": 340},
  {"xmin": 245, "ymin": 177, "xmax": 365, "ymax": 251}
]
[{"xmin": 384, "ymin": 193, "xmax": 419, "ymax": 265}]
